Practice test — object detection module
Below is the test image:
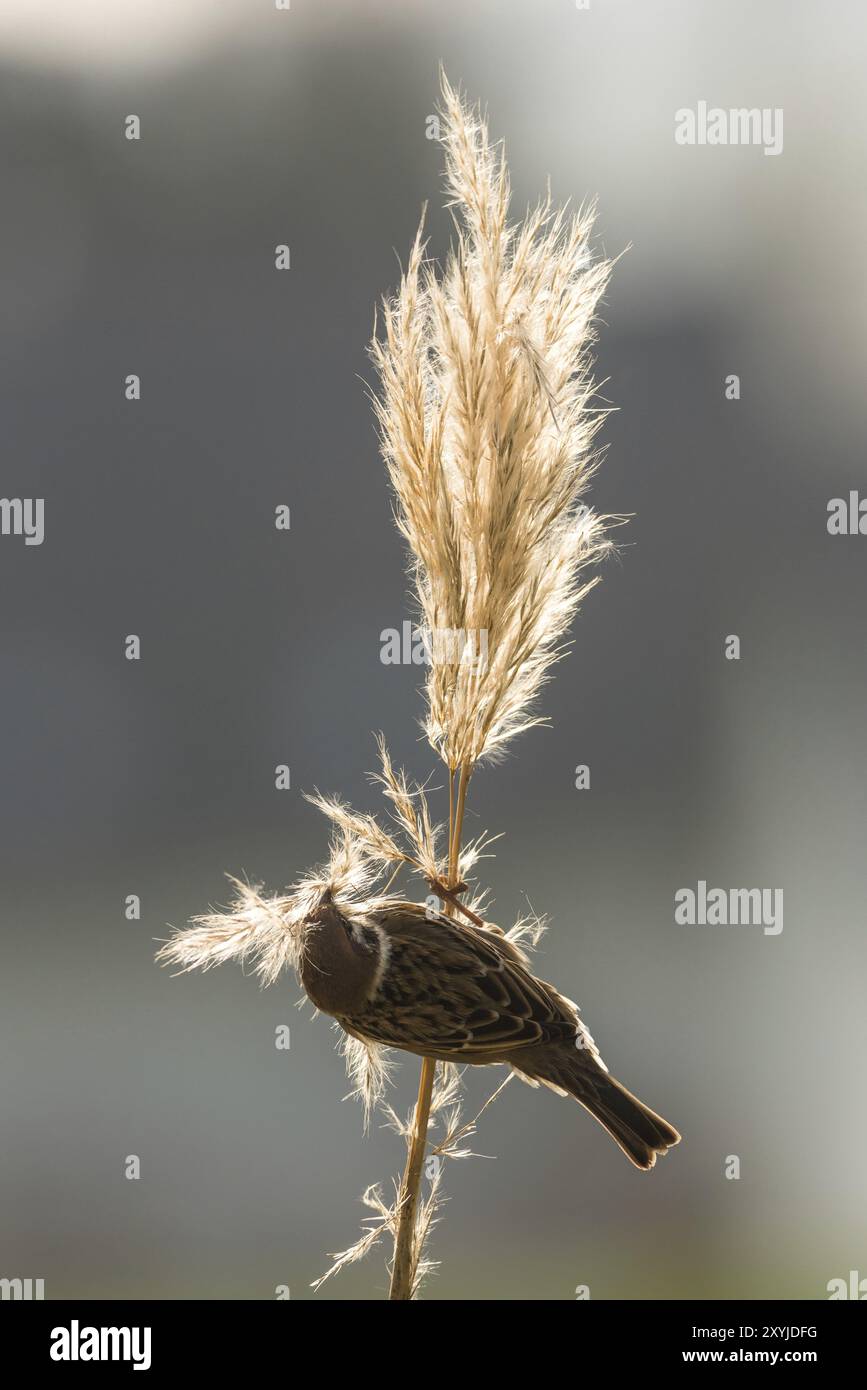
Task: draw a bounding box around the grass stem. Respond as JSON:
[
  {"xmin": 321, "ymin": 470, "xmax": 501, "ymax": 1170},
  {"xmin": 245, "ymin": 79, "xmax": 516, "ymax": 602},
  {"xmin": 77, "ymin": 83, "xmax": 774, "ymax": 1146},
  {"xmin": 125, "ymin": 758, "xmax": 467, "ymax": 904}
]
[{"xmin": 388, "ymin": 762, "xmax": 471, "ymax": 1298}]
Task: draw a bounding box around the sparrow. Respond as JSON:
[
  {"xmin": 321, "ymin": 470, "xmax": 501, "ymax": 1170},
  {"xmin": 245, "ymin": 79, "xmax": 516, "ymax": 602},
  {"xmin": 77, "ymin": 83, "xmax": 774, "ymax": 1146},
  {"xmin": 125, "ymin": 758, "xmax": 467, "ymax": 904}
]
[{"xmin": 300, "ymin": 895, "xmax": 680, "ymax": 1170}]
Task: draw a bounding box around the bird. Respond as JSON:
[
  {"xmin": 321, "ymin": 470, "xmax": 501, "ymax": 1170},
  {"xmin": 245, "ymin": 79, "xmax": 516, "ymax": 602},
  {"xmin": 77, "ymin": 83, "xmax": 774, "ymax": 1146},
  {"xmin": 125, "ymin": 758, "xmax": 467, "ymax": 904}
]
[{"xmin": 299, "ymin": 894, "xmax": 680, "ymax": 1170}]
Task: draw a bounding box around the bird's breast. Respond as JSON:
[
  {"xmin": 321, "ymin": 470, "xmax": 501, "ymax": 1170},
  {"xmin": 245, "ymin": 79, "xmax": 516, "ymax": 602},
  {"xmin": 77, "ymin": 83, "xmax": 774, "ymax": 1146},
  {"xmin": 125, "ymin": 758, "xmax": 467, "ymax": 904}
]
[{"xmin": 299, "ymin": 911, "xmax": 381, "ymax": 1017}]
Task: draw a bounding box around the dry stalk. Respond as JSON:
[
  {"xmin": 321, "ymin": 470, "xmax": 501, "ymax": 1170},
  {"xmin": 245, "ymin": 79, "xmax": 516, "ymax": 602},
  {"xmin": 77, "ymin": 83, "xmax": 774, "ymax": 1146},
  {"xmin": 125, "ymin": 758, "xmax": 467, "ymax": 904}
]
[{"xmin": 389, "ymin": 762, "xmax": 470, "ymax": 1299}]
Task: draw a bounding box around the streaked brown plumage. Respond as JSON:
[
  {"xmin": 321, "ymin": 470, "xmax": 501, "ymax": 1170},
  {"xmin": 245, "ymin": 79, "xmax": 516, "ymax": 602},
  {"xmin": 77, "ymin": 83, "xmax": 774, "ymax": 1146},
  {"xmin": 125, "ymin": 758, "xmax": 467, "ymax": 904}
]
[{"xmin": 300, "ymin": 897, "xmax": 680, "ymax": 1170}]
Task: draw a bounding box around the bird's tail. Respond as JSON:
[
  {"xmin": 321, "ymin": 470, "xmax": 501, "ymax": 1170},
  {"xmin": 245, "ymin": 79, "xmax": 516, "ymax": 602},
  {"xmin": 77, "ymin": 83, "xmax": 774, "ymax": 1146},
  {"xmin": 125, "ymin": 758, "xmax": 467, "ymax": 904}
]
[{"xmin": 533, "ymin": 1054, "xmax": 681, "ymax": 1170}]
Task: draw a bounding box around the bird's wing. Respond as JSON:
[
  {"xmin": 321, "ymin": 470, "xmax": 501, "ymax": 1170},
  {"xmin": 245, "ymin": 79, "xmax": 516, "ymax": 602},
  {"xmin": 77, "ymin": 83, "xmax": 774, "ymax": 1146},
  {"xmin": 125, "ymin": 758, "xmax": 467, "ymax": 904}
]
[{"xmin": 353, "ymin": 907, "xmax": 595, "ymax": 1059}]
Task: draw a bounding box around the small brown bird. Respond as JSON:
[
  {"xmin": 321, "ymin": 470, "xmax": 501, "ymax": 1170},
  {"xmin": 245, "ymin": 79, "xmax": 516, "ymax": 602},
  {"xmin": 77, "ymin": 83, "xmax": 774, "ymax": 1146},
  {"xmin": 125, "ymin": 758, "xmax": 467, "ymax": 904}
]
[{"xmin": 300, "ymin": 896, "xmax": 680, "ymax": 1170}]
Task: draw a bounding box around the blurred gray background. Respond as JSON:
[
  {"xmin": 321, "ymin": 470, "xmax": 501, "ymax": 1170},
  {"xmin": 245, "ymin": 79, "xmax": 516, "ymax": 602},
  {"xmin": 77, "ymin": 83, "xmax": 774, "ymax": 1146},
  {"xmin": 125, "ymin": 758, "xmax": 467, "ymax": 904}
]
[{"xmin": 1, "ymin": 0, "xmax": 865, "ymax": 1299}]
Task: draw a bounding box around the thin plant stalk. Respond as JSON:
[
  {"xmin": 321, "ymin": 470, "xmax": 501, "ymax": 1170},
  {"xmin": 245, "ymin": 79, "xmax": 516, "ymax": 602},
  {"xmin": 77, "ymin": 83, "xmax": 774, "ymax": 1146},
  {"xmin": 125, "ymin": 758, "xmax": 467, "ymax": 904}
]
[
  {"xmin": 389, "ymin": 761, "xmax": 471, "ymax": 1299},
  {"xmin": 389, "ymin": 1057, "xmax": 436, "ymax": 1299}
]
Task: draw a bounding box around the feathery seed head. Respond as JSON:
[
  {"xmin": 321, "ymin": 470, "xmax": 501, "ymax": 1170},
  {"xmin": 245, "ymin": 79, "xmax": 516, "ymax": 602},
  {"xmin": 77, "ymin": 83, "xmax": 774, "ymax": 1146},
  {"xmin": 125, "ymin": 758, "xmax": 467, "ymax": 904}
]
[{"xmin": 371, "ymin": 72, "xmax": 617, "ymax": 772}]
